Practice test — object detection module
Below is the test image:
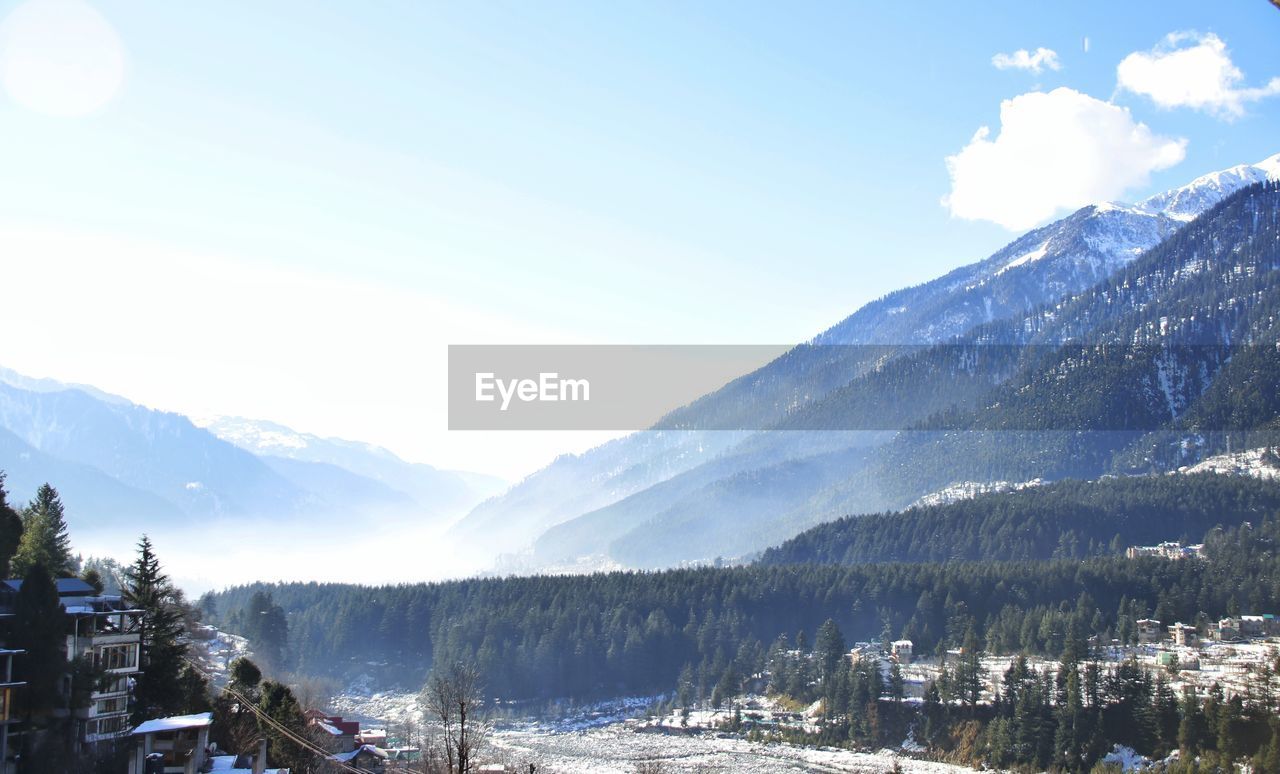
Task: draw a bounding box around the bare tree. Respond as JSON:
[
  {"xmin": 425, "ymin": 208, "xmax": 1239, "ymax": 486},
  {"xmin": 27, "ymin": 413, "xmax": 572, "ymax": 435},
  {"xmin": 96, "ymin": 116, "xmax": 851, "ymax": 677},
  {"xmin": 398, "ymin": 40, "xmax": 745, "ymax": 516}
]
[{"xmin": 422, "ymin": 661, "xmax": 487, "ymax": 773}]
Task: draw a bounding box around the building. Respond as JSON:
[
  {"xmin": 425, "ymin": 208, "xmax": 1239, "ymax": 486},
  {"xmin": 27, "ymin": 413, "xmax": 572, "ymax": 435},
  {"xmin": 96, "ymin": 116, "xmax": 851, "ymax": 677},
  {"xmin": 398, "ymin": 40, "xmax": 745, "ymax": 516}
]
[
  {"xmin": 0, "ymin": 649, "xmax": 24, "ymax": 774},
  {"xmin": 329, "ymin": 744, "xmax": 387, "ymax": 772},
  {"xmin": 1136, "ymin": 619, "xmax": 1163, "ymax": 644},
  {"xmin": 1169, "ymin": 623, "xmax": 1199, "ymax": 648},
  {"xmin": 0, "ymin": 577, "xmax": 144, "ymax": 747},
  {"xmin": 891, "ymin": 640, "xmax": 913, "ymax": 665},
  {"xmin": 130, "ymin": 714, "xmax": 292, "ymax": 774},
  {"xmin": 1126, "ymin": 542, "xmax": 1205, "ymax": 560},
  {"xmin": 1240, "ymin": 615, "xmax": 1266, "ymax": 639},
  {"xmin": 1216, "ymin": 618, "xmax": 1241, "ymax": 641},
  {"xmin": 305, "ymin": 712, "xmax": 360, "ymax": 753},
  {"xmin": 61, "ymin": 581, "xmax": 145, "ymax": 744},
  {"xmin": 129, "ymin": 712, "xmax": 213, "ymax": 774}
]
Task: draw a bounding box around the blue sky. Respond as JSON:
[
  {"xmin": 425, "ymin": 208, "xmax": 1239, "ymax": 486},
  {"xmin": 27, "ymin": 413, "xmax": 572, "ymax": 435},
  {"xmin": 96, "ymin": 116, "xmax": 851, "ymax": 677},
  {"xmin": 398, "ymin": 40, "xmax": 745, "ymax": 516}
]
[{"xmin": 0, "ymin": 0, "xmax": 1277, "ymax": 478}]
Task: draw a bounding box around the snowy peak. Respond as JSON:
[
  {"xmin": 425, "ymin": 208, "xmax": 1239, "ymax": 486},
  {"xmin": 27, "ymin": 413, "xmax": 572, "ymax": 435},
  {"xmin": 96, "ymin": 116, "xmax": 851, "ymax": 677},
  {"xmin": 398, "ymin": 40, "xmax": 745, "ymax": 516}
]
[{"xmin": 1140, "ymin": 153, "xmax": 1280, "ymax": 222}]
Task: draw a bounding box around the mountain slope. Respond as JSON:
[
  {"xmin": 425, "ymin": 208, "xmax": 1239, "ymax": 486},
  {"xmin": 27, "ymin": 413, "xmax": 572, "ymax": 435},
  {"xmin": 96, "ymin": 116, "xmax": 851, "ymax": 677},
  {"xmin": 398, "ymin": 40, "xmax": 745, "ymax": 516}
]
[
  {"xmin": 198, "ymin": 416, "xmax": 499, "ymax": 517},
  {"xmin": 0, "ymin": 425, "xmax": 183, "ymax": 527},
  {"xmin": 511, "ymin": 154, "xmax": 1280, "ymax": 568},
  {"xmin": 758, "ymin": 473, "xmax": 1280, "ymax": 566},
  {"xmin": 0, "ymin": 373, "xmax": 501, "ymax": 535},
  {"xmin": 0, "ymin": 381, "xmax": 310, "ymax": 518}
]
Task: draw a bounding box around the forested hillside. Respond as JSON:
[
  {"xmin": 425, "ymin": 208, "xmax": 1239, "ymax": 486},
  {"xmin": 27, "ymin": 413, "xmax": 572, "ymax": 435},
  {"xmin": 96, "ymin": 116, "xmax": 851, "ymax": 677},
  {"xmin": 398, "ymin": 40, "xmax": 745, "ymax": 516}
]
[
  {"xmin": 759, "ymin": 472, "xmax": 1280, "ymax": 565},
  {"xmin": 208, "ymin": 505, "xmax": 1280, "ymax": 703}
]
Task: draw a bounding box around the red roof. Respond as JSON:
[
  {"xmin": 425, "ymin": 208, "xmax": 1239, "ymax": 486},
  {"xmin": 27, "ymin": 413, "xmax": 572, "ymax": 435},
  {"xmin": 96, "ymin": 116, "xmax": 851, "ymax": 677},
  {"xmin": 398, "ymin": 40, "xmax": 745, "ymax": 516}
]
[{"xmin": 325, "ymin": 716, "xmax": 361, "ymax": 736}]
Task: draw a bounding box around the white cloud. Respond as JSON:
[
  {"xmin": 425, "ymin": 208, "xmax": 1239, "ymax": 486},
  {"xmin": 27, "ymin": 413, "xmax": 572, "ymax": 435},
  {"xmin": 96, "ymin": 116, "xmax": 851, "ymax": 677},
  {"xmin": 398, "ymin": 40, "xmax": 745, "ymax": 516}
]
[
  {"xmin": 942, "ymin": 87, "xmax": 1187, "ymax": 231},
  {"xmin": 1117, "ymin": 32, "xmax": 1280, "ymax": 119},
  {"xmin": 992, "ymin": 47, "xmax": 1061, "ymax": 74}
]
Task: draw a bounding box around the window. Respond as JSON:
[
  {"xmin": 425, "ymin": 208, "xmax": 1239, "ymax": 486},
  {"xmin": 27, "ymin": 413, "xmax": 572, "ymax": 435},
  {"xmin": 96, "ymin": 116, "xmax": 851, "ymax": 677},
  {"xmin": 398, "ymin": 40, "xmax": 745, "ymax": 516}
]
[
  {"xmin": 97, "ymin": 643, "xmax": 138, "ymax": 671},
  {"xmin": 88, "ymin": 715, "xmax": 128, "ymax": 737},
  {"xmin": 96, "ymin": 696, "xmax": 125, "ymax": 715}
]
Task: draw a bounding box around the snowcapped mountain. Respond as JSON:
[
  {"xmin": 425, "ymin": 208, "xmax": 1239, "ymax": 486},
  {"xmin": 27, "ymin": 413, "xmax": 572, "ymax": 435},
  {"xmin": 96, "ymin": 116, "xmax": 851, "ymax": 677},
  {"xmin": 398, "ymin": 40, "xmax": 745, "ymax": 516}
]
[
  {"xmin": 0, "ymin": 370, "xmax": 501, "ymax": 534},
  {"xmin": 455, "ymin": 151, "xmax": 1280, "ymax": 570},
  {"xmin": 198, "ymin": 415, "xmax": 505, "ymax": 514},
  {"xmin": 1139, "ymin": 152, "xmax": 1280, "ymax": 222}
]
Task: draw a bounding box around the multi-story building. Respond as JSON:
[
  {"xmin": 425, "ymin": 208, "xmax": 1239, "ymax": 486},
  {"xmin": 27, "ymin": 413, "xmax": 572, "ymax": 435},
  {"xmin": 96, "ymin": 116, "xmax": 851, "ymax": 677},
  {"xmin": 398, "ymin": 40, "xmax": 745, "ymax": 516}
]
[
  {"xmin": 891, "ymin": 640, "xmax": 914, "ymax": 665},
  {"xmin": 61, "ymin": 581, "xmax": 144, "ymax": 744},
  {"xmin": 0, "ymin": 648, "xmax": 24, "ymax": 774},
  {"xmin": 1136, "ymin": 618, "xmax": 1163, "ymax": 644},
  {"xmin": 1169, "ymin": 623, "xmax": 1199, "ymax": 648},
  {"xmin": 0, "ymin": 578, "xmax": 143, "ymax": 748}
]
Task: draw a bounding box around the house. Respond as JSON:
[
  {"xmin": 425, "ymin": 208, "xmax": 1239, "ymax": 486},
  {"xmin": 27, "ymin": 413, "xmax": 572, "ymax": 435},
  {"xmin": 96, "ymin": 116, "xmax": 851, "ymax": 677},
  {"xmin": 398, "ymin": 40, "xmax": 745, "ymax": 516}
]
[
  {"xmin": 129, "ymin": 712, "xmax": 213, "ymax": 774},
  {"xmin": 1136, "ymin": 619, "xmax": 1163, "ymax": 644},
  {"xmin": 329, "ymin": 744, "xmax": 387, "ymax": 772},
  {"xmin": 130, "ymin": 715, "xmax": 292, "ymax": 774},
  {"xmin": 891, "ymin": 640, "xmax": 913, "ymax": 665},
  {"xmin": 306, "ymin": 713, "xmax": 360, "ymax": 753},
  {"xmin": 1265, "ymin": 613, "xmax": 1280, "ymax": 636},
  {"xmin": 1216, "ymin": 618, "xmax": 1241, "ymax": 641},
  {"xmin": 0, "ymin": 578, "xmax": 144, "ymax": 745},
  {"xmin": 1169, "ymin": 623, "xmax": 1198, "ymax": 648},
  {"xmin": 204, "ymin": 751, "xmax": 291, "ymax": 774},
  {"xmin": 355, "ymin": 728, "xmax": 386, "ymax": 749},
  {"xmin": 1240, "ymin": 615, "xmax": 1266, "ymax": 639},
  {"xmin": 1126, "ymin": 542, "xmax": 1205, "ymax": 560}
]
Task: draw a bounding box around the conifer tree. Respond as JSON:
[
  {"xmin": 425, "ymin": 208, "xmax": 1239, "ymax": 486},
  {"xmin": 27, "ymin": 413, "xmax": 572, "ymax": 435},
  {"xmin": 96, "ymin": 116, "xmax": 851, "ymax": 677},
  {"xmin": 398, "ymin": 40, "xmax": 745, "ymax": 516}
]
[
  {"xmin": 0, "ymin": 472, "xmax": 22, "ymax": 576},
  {"xmin": 11, "ymin": 483, "xmax": 74, "ymax": 577},
  {"xmin": 124, "ymin": 535, "xmax": 187, "ymax": 720},
  {"xmin": 258, "ymin": 681, "xmax": 308, "ymax": 772},
  {"xmin": 12, "ymin": 564, "xmax": 67, "ymax": 718}
]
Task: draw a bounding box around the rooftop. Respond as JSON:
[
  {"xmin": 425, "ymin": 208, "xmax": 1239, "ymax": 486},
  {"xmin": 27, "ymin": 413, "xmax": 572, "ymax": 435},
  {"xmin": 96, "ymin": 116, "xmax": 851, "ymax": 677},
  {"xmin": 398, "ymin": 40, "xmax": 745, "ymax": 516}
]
[{"xmin": 132, "ymin": 712, "xmax": 214, "ymax": 735}]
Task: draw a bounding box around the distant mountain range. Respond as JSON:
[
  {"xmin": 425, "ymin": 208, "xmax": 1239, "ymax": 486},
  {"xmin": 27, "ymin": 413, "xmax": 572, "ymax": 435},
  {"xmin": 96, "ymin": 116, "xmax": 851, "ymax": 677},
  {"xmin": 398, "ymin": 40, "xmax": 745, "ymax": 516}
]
[
  {"xmin": 0, "ymin": 370, "xmax": 503, "ymax": 535},
  {"xmin": 451, "ymin": 153, "xmax": 1280, "ymax": 572}
]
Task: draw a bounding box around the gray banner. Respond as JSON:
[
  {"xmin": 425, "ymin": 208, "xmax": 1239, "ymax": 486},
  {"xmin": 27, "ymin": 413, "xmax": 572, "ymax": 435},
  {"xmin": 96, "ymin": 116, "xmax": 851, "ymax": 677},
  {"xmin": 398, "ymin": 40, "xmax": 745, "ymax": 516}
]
[{"xmin": 447, "ymin": 343, "xmax": 1280, "ymax": 431}]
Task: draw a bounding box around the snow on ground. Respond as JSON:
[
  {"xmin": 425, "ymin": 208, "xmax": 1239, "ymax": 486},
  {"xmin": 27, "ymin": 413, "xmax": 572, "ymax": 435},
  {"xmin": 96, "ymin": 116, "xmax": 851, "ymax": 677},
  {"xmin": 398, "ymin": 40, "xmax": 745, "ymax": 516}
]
[
  {"xmin": 910, "ymin": 478, "xmax": 1044, "ymax": 509},
  {"xmin": 325, "ymin": 689, "xmax": 967, "ymax": 772},
  {"xmin": 1179, "ymin": 447, "xmax": 1280, "ymax": 481},
  {"xmin": 186, "ymin": 624, "xmax": 251, "ymax": 684},
  {"xmin": 328, "ymin": 686, "xmax": 422, "ymax": 729},
  {"xmin": 487, "ymin": 723, "xmax": 966, "ymax": 773}
]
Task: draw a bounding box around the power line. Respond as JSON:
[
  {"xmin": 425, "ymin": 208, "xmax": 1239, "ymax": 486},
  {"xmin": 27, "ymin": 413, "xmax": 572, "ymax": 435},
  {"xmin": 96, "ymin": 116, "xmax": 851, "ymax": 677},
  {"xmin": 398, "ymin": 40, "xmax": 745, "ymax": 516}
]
[{"xmin": 181, "ymin": 656, "xmax": 421, "ymax": 774}]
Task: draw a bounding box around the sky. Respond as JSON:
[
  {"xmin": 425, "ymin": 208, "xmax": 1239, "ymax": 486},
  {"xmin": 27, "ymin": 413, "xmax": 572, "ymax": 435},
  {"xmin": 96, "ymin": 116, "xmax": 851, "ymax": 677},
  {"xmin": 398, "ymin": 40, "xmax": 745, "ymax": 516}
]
[{"xmin": 0, "ymin": 0, "xmax": 1278, "ymax": 481}]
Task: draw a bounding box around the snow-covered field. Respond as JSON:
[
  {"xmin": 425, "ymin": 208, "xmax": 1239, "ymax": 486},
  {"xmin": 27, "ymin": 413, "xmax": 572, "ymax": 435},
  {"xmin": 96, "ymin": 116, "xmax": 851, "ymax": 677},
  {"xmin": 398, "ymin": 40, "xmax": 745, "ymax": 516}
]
[
  {"xmin": 487, "ymin": 723, "xmax": 965, "ymax": 773},
  {"xmin": 328, "ymin": 688, "xmax": 966, "ymax": 773}
]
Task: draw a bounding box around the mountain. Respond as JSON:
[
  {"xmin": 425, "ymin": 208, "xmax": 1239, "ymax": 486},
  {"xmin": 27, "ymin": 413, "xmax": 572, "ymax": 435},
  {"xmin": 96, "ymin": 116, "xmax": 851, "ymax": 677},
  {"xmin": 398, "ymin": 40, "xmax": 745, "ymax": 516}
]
[
  {"xmin": 0, "ymin": 372, "xmax": 501, "ymax": 534},
  {"xmin": 0, "ymin": 381, "xmax": 309, "ymax": 518},
  {"xmin": 758, "ymin": 473, "xmax": 1280, "ymax": 566},
  {"xmin": 605, "ymin": 178, "xmax": 1280, "ymax": 567},
  {"xmin": 0, "ymin": 425, "xmax": 183, "ymax": 527},
  {"xmin": 198, "ymin": 416, "xmax": 505, "ymax": 517},
  {"xmin": 459, "ymin": 153, "xmax": 1280, "ymax": 569}
]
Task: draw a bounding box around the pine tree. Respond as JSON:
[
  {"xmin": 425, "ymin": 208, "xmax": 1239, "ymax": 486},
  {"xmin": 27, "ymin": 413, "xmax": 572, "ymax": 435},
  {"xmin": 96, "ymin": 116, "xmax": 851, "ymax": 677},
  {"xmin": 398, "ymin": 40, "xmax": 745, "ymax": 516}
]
[
  {"xmin": 124, "ymin": 535, "xmax": 188, "ymax": 720},
  {"xmin": 888, "ymin": 660, "xmax": 905, "ymax": 703},
  {"xmin": 952, "ymin": 624, "xmax": 985, "ymax": 707},
  {"xmin": 12, "ymin": 564, "xmax": 67, "ymax": 717},
  {"xmin": 0, "ymin": 472, "xmax": 23, "ymax": 576},
  {"xmin": 243, "ymin": 590, "xmax": 289, "ymax": 670},
  {"xmin": 1255, "ymin": 716, "xmax": 1280, "ymax": 774},
  {"xmin": 1152, "ymin": 674, "xmax": 1180, "ymax": 756},
  {"xmin": 1055, "ymin": 665, "xmax": 1085, "ymax": 771},
  {"xmin": 814, "ymin": 619, "xmax": 846, "ymax": 701},
  {"xmin": 259, "ymin": 681, "xmax": 308, "ymax": 772},
  {"xmin": 213, "ymin": 657, "xmax": 263, "ymax": 755},
  {"xmin": 11, "ymin": 483, "xmax": 74, "ymax": 577}
]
